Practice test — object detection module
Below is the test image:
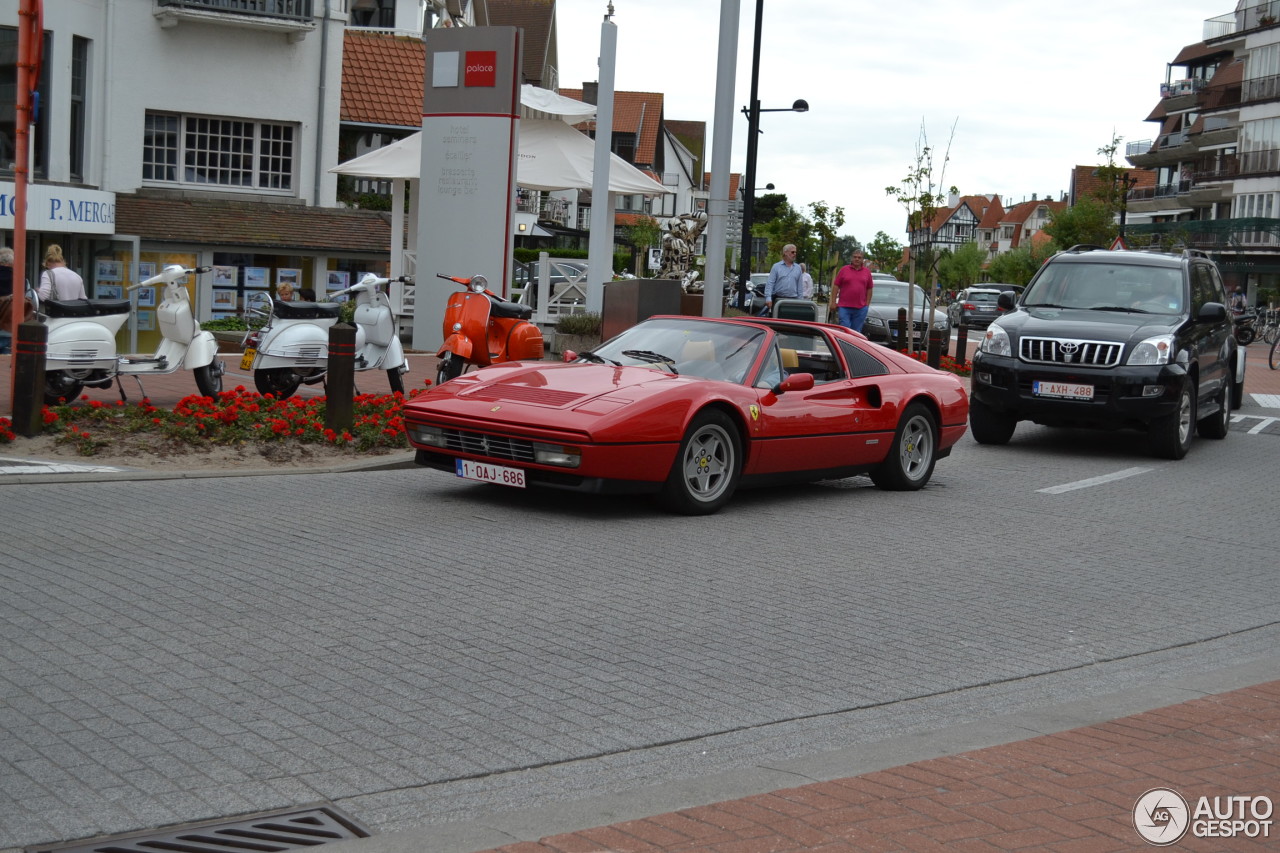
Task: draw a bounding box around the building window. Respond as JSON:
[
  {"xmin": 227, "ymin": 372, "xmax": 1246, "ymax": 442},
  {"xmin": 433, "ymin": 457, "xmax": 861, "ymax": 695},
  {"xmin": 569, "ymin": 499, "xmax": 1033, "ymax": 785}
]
[
  {"xmin": 71, "ymin": 37, "xmax": 88, "ymax": 181},
  {"xmin": 578, "ymin": 206, "xmax": 591, "ymax": 230},
  {"xmin": 142, "ymin": 111, "xmax": 295, "ymax": 192},
  {"xmin": 0, "ymin": 26, "xmax": 51, "ymax": 177}
]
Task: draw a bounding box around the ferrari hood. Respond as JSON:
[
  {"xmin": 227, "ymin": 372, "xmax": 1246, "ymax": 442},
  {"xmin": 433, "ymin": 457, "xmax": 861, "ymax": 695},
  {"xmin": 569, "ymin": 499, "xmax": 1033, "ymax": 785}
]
[{"xmin": 440, "ymin": 362, "xmax": 678, "ymax": 409}]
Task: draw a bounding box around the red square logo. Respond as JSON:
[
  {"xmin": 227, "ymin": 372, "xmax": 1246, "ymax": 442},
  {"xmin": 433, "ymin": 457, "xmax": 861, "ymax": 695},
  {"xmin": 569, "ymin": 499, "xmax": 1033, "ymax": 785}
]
[{"xmin": 464, "ymin": 51, "xmax": 497, "ymax": 87}]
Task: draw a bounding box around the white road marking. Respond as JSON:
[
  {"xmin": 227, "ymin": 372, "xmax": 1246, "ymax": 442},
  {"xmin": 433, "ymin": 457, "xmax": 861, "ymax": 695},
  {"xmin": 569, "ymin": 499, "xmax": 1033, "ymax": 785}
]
[
  {"xmin": 1038, "ymin": 466, "xmax": 1153, "ymax": 494},
  {"xmin": 0, "ymin": 457, "xmax": 129, "ymax": 475},
  {"xmin": 1233, "ymin": 414, "xmax": 1279, "ymax": 434},
  {"xmin": 1251, "ymin": 393, "xmax": 1280, "ymax": 409}
]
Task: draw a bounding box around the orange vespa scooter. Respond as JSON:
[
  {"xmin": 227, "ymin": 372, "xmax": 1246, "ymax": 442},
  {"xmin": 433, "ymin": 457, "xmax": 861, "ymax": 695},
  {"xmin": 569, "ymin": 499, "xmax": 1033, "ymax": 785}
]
[{"xmin": 435, "ymin": 273, "xmax": 544, "ymax": 385}]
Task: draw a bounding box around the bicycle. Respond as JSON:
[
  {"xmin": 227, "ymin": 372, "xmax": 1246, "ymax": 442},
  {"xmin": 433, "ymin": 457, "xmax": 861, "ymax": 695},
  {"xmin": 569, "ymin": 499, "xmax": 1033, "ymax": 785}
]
[
  {"xmin": 1271, "ymin": 323, "xmax": 1280, "ymax": 369},
  {"xmin": 1259, "ymin": 306, "xmax": 1280, "ymax": 346}
]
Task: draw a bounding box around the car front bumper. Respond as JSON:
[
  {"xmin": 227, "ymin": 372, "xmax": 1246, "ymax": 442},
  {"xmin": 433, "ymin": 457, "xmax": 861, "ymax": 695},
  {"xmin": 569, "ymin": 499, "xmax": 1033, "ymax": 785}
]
[{"xmin": 970, "ymin": 352, "xmax": 1190, "ymax": 428}]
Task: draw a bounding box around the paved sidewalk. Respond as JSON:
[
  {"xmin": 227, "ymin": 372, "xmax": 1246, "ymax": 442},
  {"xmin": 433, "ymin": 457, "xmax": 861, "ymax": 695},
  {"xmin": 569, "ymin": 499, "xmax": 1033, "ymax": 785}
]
[{"xmin": 349, "ymin": 677, "xmax": 1279, "ymax": 853}]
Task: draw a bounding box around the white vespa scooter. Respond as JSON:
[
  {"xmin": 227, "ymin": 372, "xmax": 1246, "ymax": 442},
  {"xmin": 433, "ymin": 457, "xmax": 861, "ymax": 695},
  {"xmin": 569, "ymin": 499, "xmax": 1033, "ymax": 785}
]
[
  {"xmin": 38, "ymin": 264, "xmax": 224, "ymax": 404},
  {"xmin": 240, "ymin": 274, "xmax": 410, "ymax": 398}
]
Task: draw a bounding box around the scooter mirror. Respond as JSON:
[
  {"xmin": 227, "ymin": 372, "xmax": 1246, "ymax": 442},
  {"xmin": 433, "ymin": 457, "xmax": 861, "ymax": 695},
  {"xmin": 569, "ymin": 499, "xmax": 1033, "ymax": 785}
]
[{"xmin": 470, "ymin": 274, "xmax": 488, "ymax": 293}]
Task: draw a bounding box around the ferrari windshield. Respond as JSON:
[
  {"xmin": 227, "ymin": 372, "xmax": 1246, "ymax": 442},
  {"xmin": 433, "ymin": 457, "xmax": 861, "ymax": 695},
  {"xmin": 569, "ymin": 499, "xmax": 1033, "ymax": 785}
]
[{"xmin": 588, "ymin": 318, "xmax": 766, "ymax": 383}]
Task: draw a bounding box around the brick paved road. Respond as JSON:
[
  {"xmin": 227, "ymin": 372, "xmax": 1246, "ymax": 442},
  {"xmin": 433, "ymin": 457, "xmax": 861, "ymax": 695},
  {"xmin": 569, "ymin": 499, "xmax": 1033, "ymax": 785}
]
[{"xmin": 3, "ymin": 412, "xmax": 1278, "ymax": 852}]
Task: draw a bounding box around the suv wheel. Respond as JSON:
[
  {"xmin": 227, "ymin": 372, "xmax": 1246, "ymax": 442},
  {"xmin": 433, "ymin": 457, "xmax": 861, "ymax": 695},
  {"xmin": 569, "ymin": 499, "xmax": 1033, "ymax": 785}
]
[
  {"xmin": 1150, "ymin": 382, "xmax": 1195, "ymax": 459},
  {"xmin": 969, "ymin": 396, "xmax": 1017, "ymax": 445},
  {"xmin": 1197, "ymin": 382, "xmax": 1231, "ymax": 440}
]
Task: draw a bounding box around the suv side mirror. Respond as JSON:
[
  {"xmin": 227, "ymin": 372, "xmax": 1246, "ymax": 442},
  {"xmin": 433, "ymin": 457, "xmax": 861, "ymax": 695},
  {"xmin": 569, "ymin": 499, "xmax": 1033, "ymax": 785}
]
[
  {"xmin": 1198, "ymin": 302, "xmax": 1228, "ymax": 323},
  {"xmin": 997, "ymin": 291, "xmax": 1017, "ymax": 311}
]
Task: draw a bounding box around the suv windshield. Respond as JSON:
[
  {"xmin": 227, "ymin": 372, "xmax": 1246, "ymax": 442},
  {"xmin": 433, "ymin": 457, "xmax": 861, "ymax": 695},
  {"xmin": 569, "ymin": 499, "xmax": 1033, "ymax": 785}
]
[{"xmin": 1024, "ymin": 261, "xmax": 1184, "ymax": 315}]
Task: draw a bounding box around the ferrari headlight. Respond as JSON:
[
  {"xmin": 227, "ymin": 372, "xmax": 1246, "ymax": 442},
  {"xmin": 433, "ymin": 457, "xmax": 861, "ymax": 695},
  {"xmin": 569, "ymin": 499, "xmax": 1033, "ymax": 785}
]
[
  {"xmin": 533, "ymin": 442, "xmax": 581, "ymax": 468},
  {"xmin": 979, "ymin": 325, "xmax": 1012, "ymax": 357},
  {"xmin": 1127, "ymin": 334, "xmax": 1174, "ymax": 366},
  {"xmin": 408, "ymin": 424, "xmax": 446, "ymax": 447}
]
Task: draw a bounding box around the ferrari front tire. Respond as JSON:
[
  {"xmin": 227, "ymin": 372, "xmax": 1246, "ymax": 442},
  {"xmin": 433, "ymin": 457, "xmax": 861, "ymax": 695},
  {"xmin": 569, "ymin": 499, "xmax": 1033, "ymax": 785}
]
[{"xmin": 659, "ymin": 409, "xmax": 741, "ymax": 515}]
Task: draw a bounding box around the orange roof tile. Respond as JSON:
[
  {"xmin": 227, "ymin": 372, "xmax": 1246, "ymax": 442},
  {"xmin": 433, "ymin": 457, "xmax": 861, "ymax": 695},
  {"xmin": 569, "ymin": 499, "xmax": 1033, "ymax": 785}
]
[
  {"xmin": 561, "ymin": 88, "xmax": 664, "ymax": 168},
  {"xmin": 487, "ymin": 0, "xmax": 556, "ymax": 88},
  {"xmin": 342, "ymin": 30, "xmax": 425, "ymax": 129}
]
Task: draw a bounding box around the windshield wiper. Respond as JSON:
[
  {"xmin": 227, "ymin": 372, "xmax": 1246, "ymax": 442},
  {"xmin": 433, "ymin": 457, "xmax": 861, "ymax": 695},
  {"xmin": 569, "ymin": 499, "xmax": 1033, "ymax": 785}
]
[
  {"xmin": 621, "ymin": 349, "xmax": 679, "ymax": 374},
  {"xmin": 1090, "ymin": 305, "xmax": 1151, "ymax": 313},
  {"xmin": 578, "ymin": 350, "xmax": 621, "ymax": 366},
  {"xmin": 1024, "ymin": 302, "xmax": 1066, "ymax": 308}
]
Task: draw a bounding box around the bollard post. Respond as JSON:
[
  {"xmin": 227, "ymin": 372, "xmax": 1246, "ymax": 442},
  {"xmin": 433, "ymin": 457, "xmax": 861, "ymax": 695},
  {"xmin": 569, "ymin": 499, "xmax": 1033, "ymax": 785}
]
[
  {"xmin": 896, "ymin": 307, "xmax": 909, "ymax": 352},
  {"xmin": 325, "ymin": 323, "xmax": 355, "ymax": 433},
  {"xmin": 12, "ymin": 320, "xmax": 47, "ymax": 437},
  {"xmin": 956, "ymin": 324, "xmax": 969, "ymax": 367},
  {"xmin": 926, "ymin": 329, "xmax": 942, "ymax": 369}
]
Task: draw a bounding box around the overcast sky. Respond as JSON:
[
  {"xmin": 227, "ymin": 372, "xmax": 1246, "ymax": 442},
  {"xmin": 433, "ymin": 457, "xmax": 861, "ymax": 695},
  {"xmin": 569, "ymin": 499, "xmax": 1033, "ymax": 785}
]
[{"xmin": 553, "ymin": 0, "xmax": 1218, "ymax": 246}]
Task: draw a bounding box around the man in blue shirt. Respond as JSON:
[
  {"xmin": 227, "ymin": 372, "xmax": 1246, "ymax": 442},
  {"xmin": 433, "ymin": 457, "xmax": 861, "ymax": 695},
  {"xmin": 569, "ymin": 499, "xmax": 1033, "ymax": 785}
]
[{"xmin": 762, "ymin": 244, "xmax": 805, "ymax": 316}]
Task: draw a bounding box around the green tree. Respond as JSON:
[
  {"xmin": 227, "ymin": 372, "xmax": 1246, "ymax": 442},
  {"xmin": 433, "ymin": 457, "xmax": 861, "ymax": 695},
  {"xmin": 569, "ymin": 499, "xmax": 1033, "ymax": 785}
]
[
  {"xmin": 864, "ymin": 231, "xmax": 903, "ymax": 276},
  {"xmin": 1043, "ymin": 196, "xmax": 1116, "ymax": 249},
  {"xmin": 624, "ymin": 215, "xmax": 663, "ymax": 275},
  {"xmin": 807, "ymin": 201, "xmax": 846, "ymax": 287},
  {"xmin": 986, "ymin": 242, "xmax": 1054, "ymax": 286},
  {"xmin": 937, "ymin": 241, "xmax": 986, "ymax": 290}
]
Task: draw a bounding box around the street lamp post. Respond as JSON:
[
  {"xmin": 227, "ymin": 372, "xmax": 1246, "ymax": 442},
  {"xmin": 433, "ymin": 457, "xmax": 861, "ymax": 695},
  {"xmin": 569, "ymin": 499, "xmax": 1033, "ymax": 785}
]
[{"xmin": 735, "ymin": 0, "xmax": 807, "ymax": 308}]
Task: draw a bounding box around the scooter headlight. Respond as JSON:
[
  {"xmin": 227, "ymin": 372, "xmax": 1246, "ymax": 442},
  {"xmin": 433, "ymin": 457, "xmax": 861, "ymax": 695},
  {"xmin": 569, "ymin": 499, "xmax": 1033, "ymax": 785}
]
[{"xmin": 470, "ymin": 274, "xmax": 488, "ymax": 293}]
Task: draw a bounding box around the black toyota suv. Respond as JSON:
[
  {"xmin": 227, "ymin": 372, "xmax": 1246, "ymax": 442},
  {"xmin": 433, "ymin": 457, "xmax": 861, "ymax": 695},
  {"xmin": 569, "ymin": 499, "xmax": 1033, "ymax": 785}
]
[{"xmin": 969, "ymin": 246, "xmax": 1245, "ymax": 459}]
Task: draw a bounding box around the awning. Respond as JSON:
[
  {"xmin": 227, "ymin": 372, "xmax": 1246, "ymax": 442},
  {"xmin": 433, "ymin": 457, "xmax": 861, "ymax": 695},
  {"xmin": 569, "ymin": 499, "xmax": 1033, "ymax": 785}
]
[{"xmin": 332, "ymin": 119, "xmax": 670, "ymax": 196}]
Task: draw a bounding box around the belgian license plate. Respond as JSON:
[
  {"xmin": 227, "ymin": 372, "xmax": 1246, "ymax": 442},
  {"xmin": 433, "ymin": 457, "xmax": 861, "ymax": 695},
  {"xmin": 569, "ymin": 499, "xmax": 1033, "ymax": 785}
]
[
  {"xmin": 239, "ymin": 348, "xmax": 257, "ymax": 371},
  {"xmin": 456, "ymin": 458, "xmax": 527, "ymax": 488},
  {"xmin": 1033, "ymin": 380, "xmax": 1094, "ymax": 400}
]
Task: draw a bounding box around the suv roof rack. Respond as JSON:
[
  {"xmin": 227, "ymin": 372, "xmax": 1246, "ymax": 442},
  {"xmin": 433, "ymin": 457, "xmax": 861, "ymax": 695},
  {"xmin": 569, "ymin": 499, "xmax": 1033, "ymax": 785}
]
[
  {"xmin": 1062, "ymin": 244, "xmax": 1107, "ymax": 254},
  {"xmin": 1183, "ymin": 248, "xmax": 1210, "ymax": 260}
]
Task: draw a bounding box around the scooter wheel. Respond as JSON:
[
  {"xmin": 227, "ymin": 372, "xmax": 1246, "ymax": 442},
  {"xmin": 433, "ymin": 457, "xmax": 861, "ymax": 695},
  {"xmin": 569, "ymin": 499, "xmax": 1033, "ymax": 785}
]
[
  {"xmin": 254, "ymin": 368, "xmax": 303, "ymax": 399},
  {"xmin": 1236, "ymin": 327, "xmax": 1256, "ymax": 346},
  {"xmin": 387, "ymin": 368, "xmax": 405, "ymax": 396},
  {"xmin": 436, "ymin": 353, "xmax": 465, "ymax": 386},
  {"xmin": 194, "ymin": 362, "xmax": 224, "ymax": 398},
  {"xmin": 44, "ymin": 372, "xmax": 84, "ymax": 405}
]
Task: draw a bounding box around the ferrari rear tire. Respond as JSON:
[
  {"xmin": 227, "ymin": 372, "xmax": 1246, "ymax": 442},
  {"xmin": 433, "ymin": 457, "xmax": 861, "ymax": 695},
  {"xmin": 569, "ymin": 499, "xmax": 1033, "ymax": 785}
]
[
  {"xmin": 659, "ymin": 409, "xmax": 741, "ymax": 515},
  {"xmin": 870, "ymin": 402, "xmax": 938, "ymax": 491}
]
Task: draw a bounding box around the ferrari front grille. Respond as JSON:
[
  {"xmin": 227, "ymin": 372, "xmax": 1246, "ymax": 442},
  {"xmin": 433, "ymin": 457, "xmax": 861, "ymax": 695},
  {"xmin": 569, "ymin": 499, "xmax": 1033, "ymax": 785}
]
[
  {"xmin": 443, "ymin": 428, "xmax": 537, "ymax": 463},
  {"xmin": 1020, "ymin": 336, "xmax": 1122, "ymax": 367}
]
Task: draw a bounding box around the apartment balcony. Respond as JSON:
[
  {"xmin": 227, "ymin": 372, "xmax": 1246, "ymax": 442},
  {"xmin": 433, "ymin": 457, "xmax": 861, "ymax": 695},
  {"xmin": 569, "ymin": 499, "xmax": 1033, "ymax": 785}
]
[
  {"xmin": 1128, "ymin": 132, "xmax": 1191, "ymax": 168},
  {"xmin": 1126, "ymin": 217, "xmax": 1280, "ymax": 253},
  {"xmin": 1238, "ymin": 147, "xmax": 1280, "ymax": 176},
  {"xmin": 1243, "ymin": 72, "xmax": 1280, "ymax": 105},
  {"xmin": 154, "ymin": 0, "xmax": 316, "ymax": 40},
  {"xmin": 1126, "ymin": 181, "xmax": 1191, "ymax": 215}
]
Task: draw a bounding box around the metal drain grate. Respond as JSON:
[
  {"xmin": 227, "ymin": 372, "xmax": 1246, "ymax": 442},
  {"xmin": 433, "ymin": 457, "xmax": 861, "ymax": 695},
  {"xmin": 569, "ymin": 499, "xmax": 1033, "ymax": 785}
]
[{"xmin": 29, "ymin": 804, "xmax": 371, "ymax": 853}]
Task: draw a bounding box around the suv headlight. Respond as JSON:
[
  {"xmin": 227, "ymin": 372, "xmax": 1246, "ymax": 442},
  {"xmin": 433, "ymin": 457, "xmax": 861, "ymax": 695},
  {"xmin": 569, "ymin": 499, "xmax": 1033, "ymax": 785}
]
[
  {"xmin": 978, "ymin": 324, "xmax": 1011, "ymax": 357},
  {"xmin": 933, "ymin": 315, "xmax": 949, "ymax": 329},
  {"xmin": 1127, "ymin": 334, "xmax": 1175, "ymax": 366},
  {"xmin": 864, "ymin": 315, "xmax": 885, "ymax": 328}
]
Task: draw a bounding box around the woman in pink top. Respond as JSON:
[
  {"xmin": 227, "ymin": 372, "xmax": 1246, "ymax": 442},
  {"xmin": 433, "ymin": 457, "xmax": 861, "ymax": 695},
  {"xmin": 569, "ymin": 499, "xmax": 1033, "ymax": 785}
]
[{"xmin": 832, "ymin": 250, "xmax": 874, "ymax": 332}]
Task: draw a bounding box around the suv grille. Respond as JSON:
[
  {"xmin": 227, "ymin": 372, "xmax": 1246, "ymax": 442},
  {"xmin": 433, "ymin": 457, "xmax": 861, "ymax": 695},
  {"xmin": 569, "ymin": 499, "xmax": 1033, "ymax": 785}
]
[
  {"xmin": 443, "ymin": 427, "xmax": 536, "ymax": 463},
  {"xmin": 1020, "ymin": 336, "xmax": 1122, "ymax": 367}
]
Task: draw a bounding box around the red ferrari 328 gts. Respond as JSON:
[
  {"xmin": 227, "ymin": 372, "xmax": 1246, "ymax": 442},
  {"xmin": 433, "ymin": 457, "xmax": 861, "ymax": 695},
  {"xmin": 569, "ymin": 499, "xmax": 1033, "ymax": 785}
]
[{"xmin": 404, "ymin": 315, "xmax": 969, "ymax": 514}]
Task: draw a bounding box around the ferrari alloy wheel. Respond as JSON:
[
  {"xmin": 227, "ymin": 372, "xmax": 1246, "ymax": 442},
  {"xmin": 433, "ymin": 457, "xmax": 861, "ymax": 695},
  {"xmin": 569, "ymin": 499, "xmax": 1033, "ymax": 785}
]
[
  {"xmin": 870, "ymin": 402, "xmax": 938, "ymax": 491},
  {"xmin": 660, "ymin": 409, "xmax": 741, "ymax": 515}
]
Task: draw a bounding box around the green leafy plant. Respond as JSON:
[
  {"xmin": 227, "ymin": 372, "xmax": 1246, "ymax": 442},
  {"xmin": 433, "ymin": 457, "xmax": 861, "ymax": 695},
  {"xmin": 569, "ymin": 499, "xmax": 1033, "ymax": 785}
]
[
  {"xmin": 200, "ymin": 316, "xmax": 250, "ymax": 331},
  {"xmin": 555, "ymin": 311, "xmax": 602, "ymax": 336}
]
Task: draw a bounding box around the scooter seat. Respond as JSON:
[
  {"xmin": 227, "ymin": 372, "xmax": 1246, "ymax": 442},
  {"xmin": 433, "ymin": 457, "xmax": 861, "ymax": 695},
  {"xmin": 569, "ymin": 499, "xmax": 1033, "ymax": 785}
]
[
  {"xmin": 489, "ymin": 297, "xmax": 533, "ymax": 321},
  {"xmin": 42, "ymin": 298, "xmax": 132, "ymax": 319},
  {"xmin": 274, "ymin": 301, "xmax": 342, "ymax": 320}
]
